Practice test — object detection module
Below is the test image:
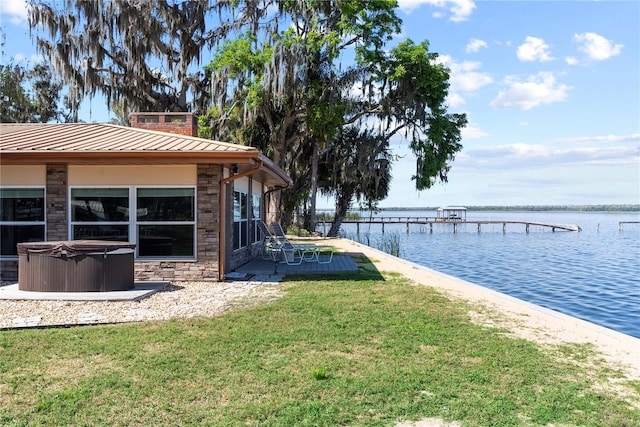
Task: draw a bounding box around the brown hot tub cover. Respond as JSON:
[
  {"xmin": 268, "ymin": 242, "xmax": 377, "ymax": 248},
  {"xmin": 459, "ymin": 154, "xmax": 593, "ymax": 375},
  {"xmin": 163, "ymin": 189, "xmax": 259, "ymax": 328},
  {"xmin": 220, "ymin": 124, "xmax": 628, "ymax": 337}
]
[
  {"xmin": 18, "ymin": 240, "xmax": 136, "ymax": 292},
  {"xmin": 18, "ymin": 240, "xmax": 136, "ymax": 258}
]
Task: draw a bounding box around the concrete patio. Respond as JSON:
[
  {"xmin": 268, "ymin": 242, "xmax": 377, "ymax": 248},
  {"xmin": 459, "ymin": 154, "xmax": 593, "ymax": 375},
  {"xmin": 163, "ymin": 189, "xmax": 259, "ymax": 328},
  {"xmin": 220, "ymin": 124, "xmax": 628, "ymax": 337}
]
[
  {"xmin": 231, "ymin": 253, "xmax": 359, "ymax": 278},
  {"xmin": 0, "ymin": 282, "xmax": 167, "ymax": 302}
]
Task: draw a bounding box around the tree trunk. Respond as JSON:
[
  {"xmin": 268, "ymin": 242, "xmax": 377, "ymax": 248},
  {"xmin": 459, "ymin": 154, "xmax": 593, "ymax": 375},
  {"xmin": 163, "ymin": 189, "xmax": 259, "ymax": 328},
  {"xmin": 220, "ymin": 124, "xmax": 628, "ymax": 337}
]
[
  {"xmin": 308, "ymin": 143, "xmax": 319, "ymax": 234},
  {"xmin": 327, "ymin": 187, "xmax": 353, "ymax": 237}
]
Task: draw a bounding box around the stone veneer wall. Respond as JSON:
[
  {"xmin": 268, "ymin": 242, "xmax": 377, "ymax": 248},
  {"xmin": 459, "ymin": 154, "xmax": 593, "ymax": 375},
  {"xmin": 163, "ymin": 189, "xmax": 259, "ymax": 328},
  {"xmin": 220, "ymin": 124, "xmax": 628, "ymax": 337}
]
[
  {"xmin": 46, "ymin": 164, "xmax": 69, "ymax": 241},
  {"xmin": 2, "ymin": 164, "xmax": 224, "ymax": 283},
  {"xmin": 134, "ymin": 164, "xmax": 221, "ymax": 281},
  {"xmin": 230, "ymin": 241, "xmax": 262, "ymax": 272}
]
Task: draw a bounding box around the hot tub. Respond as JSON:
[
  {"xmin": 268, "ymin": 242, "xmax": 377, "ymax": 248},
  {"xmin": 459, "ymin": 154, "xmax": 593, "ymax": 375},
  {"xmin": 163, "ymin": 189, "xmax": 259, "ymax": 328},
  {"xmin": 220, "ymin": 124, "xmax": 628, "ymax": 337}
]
[{"xmin": 18, "ymin": 240, "xmax": 136, "ymax": 292}]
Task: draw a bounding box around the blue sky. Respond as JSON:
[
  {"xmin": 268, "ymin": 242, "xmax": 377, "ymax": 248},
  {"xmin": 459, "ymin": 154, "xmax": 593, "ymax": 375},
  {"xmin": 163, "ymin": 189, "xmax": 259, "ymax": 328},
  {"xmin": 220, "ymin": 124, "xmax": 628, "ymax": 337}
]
[{"xmin": 2, "ymin": 0, "xmax": 639, "ymax": 208}]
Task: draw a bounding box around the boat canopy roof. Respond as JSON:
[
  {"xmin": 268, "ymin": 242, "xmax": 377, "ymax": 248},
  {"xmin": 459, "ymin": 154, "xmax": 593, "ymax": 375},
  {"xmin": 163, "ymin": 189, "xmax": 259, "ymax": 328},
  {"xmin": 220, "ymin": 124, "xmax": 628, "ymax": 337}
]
[{"xmin": 437, "ymin": 206, "xmax": 467, "ymax": 211}]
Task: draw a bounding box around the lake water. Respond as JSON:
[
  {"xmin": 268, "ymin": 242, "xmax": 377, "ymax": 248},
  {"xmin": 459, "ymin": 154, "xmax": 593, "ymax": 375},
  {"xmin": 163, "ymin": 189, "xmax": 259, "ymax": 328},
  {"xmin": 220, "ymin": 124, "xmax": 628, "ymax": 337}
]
[{"xmin": 321, "ymin": 210, "xmax": 640, "ymax": 338}]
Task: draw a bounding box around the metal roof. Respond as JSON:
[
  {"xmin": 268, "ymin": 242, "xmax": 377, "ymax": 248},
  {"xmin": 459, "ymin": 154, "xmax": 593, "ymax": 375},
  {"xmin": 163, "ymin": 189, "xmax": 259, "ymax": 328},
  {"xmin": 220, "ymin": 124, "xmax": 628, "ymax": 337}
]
[
  {"xmin": 0, "ymin": 123, "xmax": 255, "ymax": 153},
  {"xmin": 437, "ymin": 206, "xmax": 467, "ymax": 210},
  {"xmin": 0, "ymin": 123, "xmax": 291, "ymax": 186}
]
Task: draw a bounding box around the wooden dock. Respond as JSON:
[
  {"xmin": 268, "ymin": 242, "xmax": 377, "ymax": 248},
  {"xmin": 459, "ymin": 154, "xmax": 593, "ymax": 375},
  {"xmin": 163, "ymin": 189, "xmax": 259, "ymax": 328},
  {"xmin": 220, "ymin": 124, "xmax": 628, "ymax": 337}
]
[
  {"xmin": 336, "ymin": 217, "xmax": 582, "ymax": 233},
  {"xmin": 619, "ymin": 221, "xmax": 640, "ymax": 231}
]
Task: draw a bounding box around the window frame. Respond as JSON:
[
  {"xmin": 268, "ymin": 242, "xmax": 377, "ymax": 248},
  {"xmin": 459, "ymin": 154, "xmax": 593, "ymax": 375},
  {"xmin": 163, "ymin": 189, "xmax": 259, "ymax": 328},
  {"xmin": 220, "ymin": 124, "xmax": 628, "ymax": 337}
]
[
  {"xmin": 233, "ymin": 190, "xmax": 249, "ymax": 252},
  {"xmin": 69, "ymin": 186, "xmax": 131, "ymax": 242},
  {"xmin": 0, "ymin": 186, "xmax": 46, "ymax": 258},
  {"xmin": 135, "ymin": 186, "xmax": 196, "ymax": 259},
  {"xmin": 68, "ymin": 185, "xmax": 197, "ymax": 260},
  {"xmin": 251, "ymin": 193, "xmax": 262, "ymax": 244}
]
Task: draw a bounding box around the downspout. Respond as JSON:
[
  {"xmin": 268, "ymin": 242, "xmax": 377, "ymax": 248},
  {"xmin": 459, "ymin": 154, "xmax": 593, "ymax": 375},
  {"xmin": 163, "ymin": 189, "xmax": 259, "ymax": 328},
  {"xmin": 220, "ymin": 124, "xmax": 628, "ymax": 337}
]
[{"xmin": 219, "ymin": 160, "xmax": 263, "ymax": 281}]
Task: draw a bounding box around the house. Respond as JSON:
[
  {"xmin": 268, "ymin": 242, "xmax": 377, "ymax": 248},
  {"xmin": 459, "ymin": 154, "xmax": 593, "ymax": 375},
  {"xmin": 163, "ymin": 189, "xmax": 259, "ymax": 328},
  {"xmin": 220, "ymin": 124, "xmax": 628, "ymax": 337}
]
[{"xmin": 0, "ymin": 112, "xmax": 292, "ymax": 282}]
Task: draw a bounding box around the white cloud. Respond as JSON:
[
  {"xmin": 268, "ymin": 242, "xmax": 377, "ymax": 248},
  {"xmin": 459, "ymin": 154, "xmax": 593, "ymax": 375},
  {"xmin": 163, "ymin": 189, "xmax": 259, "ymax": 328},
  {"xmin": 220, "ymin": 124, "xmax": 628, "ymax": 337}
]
[
  {"xmin": 398, "ymin": 0, "xmax": 476, "ymax": 22},
  {"xmin": 490, "ymin": 72, "xmax": 570, "ymax": 110},
  {"xmin": 11, "ymin": 52, "xmax": 44, "ymax": 64},
  {"xmin": 517, "ymin": 36, "xmax": 553, "ymax": 62},
  {"xmin": 557, "ymin": 133, "xmax": 640, "ymax": 144},
  {"xmin": 447, "ymin": 93, "xmax": 466, "ymax": 108},
  {"xmin": 397, "ymin": 0, "xmax": 435, "ymax": 13},
  {"xmin": 446, "ymin": 0, "xmax": 476, "ymax": 22},
  {"xmin": 462, "ymin": 143, "xmax": 636, "ymax": 169},
  {"xmin": 565, "ymin": 56, "xmax": 579, "ymax": 66},
  {"xmin": 436, "ymin": 56, "xmax": 492, "ymax": 107},
  {"xmin": 450, "ymin": 60, "xmax": 493, "ymax": 92},
  {"xmin": 466, "ymin": 38, "xmax": 488, "ymax": 53},
  {"xmin": 461, "ymin": 124, "xmax": 488, "ymax": 140},
  {"xmin": 573, "ymin": 32, "xmax": 623, "ymax": 61},
  {"xmin": 0, "ymin": 0, "xmax": 28, "ymax": 24}
]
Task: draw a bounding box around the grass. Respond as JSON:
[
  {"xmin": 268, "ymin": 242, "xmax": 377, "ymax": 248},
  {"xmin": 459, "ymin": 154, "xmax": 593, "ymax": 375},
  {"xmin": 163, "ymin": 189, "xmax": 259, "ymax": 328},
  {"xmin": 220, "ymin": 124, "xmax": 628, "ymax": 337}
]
[{"xmin": 1, "ymin": 266, "xmax": 638, "ymax": 426}]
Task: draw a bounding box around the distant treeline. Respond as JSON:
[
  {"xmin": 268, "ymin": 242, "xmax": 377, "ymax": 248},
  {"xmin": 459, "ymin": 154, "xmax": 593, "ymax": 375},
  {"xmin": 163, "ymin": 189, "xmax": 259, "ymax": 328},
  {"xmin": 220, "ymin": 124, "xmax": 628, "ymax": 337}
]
[
  {"xmin": 373, "ymin": 205, "xmax": 640, "ymax": 212},
  {"xmin": 315, "ymin": 205, "xmax": 640, "ymax": 213}
]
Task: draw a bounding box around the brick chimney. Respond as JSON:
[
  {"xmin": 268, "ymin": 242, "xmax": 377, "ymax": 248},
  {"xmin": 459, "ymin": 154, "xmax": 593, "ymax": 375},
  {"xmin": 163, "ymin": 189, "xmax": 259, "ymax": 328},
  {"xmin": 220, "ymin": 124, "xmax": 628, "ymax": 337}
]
[{"xmin": 129, "ymin": 112, "xmax": 198, "ymax": 137}]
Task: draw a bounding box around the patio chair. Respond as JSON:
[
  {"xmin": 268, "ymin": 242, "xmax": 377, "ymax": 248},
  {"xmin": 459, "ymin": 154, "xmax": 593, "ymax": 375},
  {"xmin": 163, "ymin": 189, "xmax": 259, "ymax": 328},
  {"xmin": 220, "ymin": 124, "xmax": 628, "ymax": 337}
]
[
  {"xmin": 256, "ymin": 220, "xmax": 282, "ymax": 261},
  {"xmin": 257, "ymin": 220, "xmax": 315, "ymax": 265},
  {"xmin": 270, "ymin": 222, "xmax": 334, "ymax": 264}
]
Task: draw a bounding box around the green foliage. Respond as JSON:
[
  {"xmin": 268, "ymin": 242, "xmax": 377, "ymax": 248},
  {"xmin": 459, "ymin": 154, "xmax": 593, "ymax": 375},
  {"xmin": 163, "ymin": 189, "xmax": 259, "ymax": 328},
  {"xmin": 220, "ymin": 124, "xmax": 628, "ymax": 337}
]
[
  {"xmin": 345, "ymin": 212, "xmax": 362, "ymax": 220},
  {"xmin": 375, "ymin": 39, "xmax": 468, "ymax": 191},
  {"xmin": 206, "ymin": 32, "xmax": 272, "ymax": 79},
  {"xmin": 0, "ymin": 60, "xmax": 65, "ymax": 123},
  {"xmin": 197, "ymin": 1, "xmax": 466, "ymax": 231},
  {"xmin": 347, "ymin": 231, "xmax": 402, "ymax": 257},
  {"xmin": 27, "ymin": 1, "xmax": 467, "ymax": 230},
  {"xmin": 319, "ymin": 127, "xmax": 394, "ymax": 235},
  {"xmin": 377, "ymin": 231, "xmax": 402, "ymax": 257},
  {"xmin": 106, "ymin": 100, "xmax": 130, "ymax": 126},
  {"xmin": 345, "ymin": 0, "xmax": 403, "ymax": 65},
  {"xmin": 28, "ymin": 0, "xmax": 211, "ymax": 117},
  {"xmin": 0, "ymin": 63, "xmax": 31, "ymax": 122},
  {"xmin": 310, "ymin": 367, "xmax": 328, "ymax": 380}
]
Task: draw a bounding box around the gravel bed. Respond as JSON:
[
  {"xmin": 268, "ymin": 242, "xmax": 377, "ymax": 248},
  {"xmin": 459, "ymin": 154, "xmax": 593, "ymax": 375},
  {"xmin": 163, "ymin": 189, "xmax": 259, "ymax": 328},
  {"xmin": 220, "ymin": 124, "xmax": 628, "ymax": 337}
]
[{"xmin": 0, "ymin": 279, "xmax": 286, "ymax": 329}]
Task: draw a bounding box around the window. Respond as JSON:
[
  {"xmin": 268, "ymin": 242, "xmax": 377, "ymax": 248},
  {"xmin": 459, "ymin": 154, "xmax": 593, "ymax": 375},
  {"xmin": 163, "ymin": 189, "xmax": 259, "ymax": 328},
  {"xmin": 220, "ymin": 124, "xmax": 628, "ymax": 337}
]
[
  {"xmin": 138, "ymin": 115, "xmax": 159, "ymax": 123},
  {"xmin": 233, "ymin": 191, "xmax": 248, "ymax": 251},
  {"xmin": 137, "ymin": 188, "xmax": 195, "ymax": 257},
  {"xmin": 252, "ymin": 194, "xmax": 261, "ymax": 243},
  {"xmin": 69, "ymin": 186, "xmax": 195, "ymax": 258},
  {"xmin": 165, "ymin": 115, "xmax": 186, "ymax": 123},
  {"xmin": 70, "ymin": 188, "xmax": 130, "ymax": 241},
  {"xmin": 0, "ymin": 188, "xmax": 46, "ymax": 256}
]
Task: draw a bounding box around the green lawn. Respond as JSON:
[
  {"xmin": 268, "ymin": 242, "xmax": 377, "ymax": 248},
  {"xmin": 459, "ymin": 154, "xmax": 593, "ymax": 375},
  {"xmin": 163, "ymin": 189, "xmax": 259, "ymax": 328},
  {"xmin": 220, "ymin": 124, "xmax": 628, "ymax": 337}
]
[{"xmin": 1, "ymin": 267, "xmax": 638, "ymax": 426}]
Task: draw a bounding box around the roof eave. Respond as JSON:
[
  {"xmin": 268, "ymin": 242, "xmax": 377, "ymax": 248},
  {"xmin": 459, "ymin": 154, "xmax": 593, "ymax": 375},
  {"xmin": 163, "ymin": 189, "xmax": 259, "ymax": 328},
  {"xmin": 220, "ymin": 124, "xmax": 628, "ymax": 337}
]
[
  {"xmin": 258, "ymin": 153, "xmax": 293, "ymax": 187},
  {"xmin": 0, "ymin": 150, "xmax": 259, "ymax": 165},
  {"xmin": 1, "ymin": 150, "xmax": 293, "ymax": 187}
]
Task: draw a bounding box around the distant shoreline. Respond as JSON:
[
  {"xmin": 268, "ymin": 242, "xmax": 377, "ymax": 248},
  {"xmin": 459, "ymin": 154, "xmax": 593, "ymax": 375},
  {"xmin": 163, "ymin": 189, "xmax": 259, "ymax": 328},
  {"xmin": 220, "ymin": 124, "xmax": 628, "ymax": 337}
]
[{"xmin": 318, "ymin": 205, "xmax": 640, "ymax": 212}]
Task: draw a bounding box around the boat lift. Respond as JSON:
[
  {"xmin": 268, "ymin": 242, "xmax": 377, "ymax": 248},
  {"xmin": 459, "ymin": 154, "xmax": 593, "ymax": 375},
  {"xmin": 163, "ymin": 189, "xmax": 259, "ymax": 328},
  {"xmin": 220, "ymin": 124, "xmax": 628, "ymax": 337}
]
[{"xmin": 436, "ymin": 206, "xmax": 467, "ymax": 222}]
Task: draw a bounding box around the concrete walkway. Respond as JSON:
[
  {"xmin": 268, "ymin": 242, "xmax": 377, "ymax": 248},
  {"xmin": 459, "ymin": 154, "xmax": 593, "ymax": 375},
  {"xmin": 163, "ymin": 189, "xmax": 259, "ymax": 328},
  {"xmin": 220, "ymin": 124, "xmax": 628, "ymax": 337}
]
[{"xmin": 232, "ymin": 253, "xmax": 358, "ymax": 277}]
